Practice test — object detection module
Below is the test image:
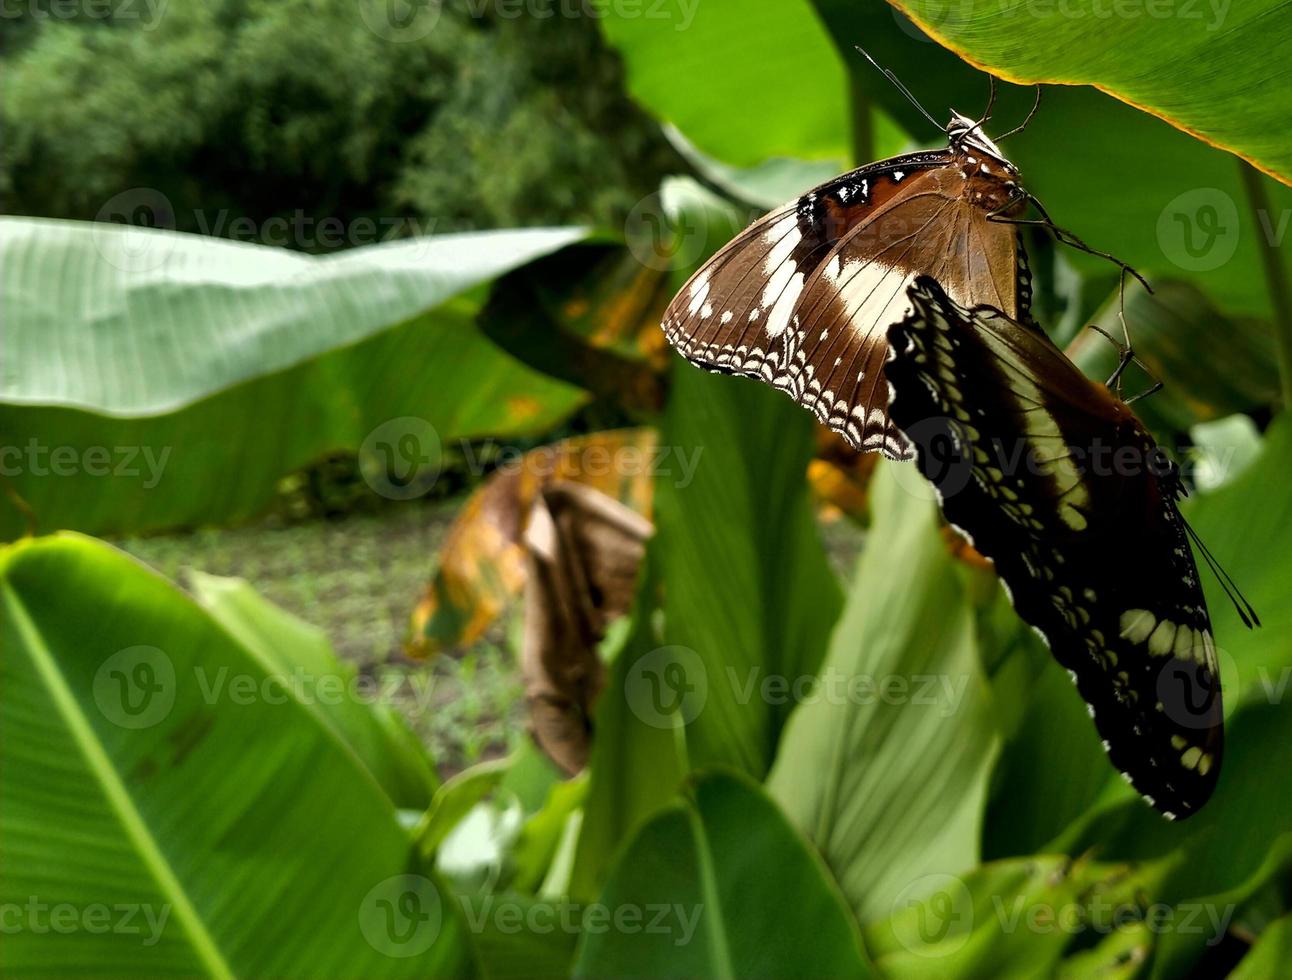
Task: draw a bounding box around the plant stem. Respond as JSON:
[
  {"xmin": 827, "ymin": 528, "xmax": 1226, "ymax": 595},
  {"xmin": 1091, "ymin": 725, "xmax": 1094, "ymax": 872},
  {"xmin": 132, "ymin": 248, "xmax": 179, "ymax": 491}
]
[
  {"xmin": 1239, "ymin": 161, "xmax": 1292, "ymax": 411},
  {"xmin": 847, "ymin": 70, "xmax": 874, "ymax": 167}
]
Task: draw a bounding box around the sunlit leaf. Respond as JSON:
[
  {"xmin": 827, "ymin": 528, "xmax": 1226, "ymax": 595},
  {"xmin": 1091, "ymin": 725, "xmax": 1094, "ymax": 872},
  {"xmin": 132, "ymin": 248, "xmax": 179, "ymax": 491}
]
[
  {"xmin": 599, "ymin": 0, "xmax": 849, "ymax": 166},
  {"xmin": 189, "ymin": 571, "xmax": 438, "ymax": 811},
  {"xmin": 0, "ymin": 219, "xmax": 589, "ymax": 539},
  {"xmin": 891, "ymin": 0, "xmax": 1292, "ymax": 184},
  {"xmin": 0, "ymin": 534, "xmax": 472, "ymax": 976},
  {"xmin": 573, "ymin": 771, "xmax": 874, "ymax": 977},
  {"xmin": 767, "ymin": 462, "xmax": 999, "ymax": 923}
]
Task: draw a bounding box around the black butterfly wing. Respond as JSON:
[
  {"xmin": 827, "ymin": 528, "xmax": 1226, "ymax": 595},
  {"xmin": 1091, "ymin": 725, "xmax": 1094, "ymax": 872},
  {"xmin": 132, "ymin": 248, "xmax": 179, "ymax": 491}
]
[
  {"xmin": 886, "ymin": 277, "xmax": 1222, "ymax": 818},
  {"xmin": 663, "ymin": 153, "xmax": 1034, "ymax": 459}
]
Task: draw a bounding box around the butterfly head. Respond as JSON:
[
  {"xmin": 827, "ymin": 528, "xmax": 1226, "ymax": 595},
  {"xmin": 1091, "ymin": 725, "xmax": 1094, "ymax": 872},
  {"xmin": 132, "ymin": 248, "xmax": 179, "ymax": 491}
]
[
  {"xmin": 947, "ymin": 112, "xmax": 1017, "ymax": 171},
  {"xmin": 947, "ymin": 111, "xmax": 1023, "ymax": 213}
]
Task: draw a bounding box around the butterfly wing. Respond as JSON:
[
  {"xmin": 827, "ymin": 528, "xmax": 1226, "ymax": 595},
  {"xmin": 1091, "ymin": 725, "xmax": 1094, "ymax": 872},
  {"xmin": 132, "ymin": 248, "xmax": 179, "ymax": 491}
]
[
  {"xmin": 663, "ymin": 154, "xmax": 1034, "ymax": 458},
  {"xmin": 885, "ymin": 277, "xmax": 1222, "ymax": 818}
]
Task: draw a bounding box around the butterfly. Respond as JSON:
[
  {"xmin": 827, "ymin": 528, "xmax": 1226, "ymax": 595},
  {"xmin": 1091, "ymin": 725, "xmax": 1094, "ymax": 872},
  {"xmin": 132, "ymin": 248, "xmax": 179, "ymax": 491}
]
[
  {"xmin": 662, "ymin": 86, "xmax": 1044, "ymax": 459},
  {"xmin": 885, "ymin": 275, "xmax": 1258, "ymax": 818}
]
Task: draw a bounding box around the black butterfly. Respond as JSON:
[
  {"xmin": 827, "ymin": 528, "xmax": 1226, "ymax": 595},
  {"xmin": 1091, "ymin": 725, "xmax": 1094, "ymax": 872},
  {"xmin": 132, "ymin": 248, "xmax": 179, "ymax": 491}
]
[
  {"xmin": 886, "ymin": 276, "xmax": 1257, "ymax": 819},
  {"xmin": 662, "ymin": 94, "xmax": 1044, "ymax": 459}
]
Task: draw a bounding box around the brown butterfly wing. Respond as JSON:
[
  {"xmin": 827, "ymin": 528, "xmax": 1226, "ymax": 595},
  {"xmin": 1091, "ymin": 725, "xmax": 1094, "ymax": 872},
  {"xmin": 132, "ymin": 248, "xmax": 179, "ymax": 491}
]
[
  {"xmin": 663, "ymin": 155, "xmax": 1033, "ymax": 458},
  {"xmin": 886, "ymin": 277, "xmax": 1222, "ymax": 818}
]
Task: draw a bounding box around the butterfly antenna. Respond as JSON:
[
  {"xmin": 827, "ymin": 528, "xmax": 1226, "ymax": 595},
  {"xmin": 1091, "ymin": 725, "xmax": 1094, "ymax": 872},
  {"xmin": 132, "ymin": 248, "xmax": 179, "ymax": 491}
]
[
  {"xmin": 854, "ymin": 44, "xmax": 943, "ymax": 133},
  {"xmin": 995, "ymin": 85, "xmax": 1043, "ymax": 140},
  {"xmin": 1182, "ymin": 518, "xmax": 1261, "ymax": 628},
  {"xmin": 973, "ymin": 76, "xmax": 998, "ymax": 130}
]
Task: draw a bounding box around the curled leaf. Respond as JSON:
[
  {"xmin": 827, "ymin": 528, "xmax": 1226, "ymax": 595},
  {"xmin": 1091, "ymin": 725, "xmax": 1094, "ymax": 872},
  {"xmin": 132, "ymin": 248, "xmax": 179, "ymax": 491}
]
[
  {"xmin": 521, "ymin": 482, "xmax": 653, "ymax": 774},
  {"xmin": 409, "ymin": 429, "xmax": 657, "ymax": 657}
]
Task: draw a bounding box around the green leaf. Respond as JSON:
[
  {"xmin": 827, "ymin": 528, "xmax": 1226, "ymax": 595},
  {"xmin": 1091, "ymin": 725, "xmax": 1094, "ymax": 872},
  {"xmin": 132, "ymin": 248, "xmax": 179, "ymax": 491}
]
[
  {"xmin": 572, "ymin": 770, "xmax": 874, "ymax": 977},
  {"xmin": 1147, "ymin": 838, "xmax": 1292, "ymax": 978},
  {"xmin": 865, "ymin": 855, "xmax": 1161, "ymax": 978},
  {"xmin": 892, "ymin": 0, "xmax": 1292, "ymax": 184},
  {"xmin": 981, "ymin": 644, "xmax": 1124, "ymax": 861},
  {"xmin": 0, "ymin": 533, "xmax": 472, "ymax": 976},
  {"xmin": 510, "ymin": 775, "xmax": 588, "ymax": 896},
  {"xmin": 1, "ymin": 220, "xmax": 589, "ymax": 539},
  {"xmin": 768, "ymin": 462, "xmax": 1000, "ymax": 923},
  {"xmin": 569, "ymin": 184, "xmax": 842, "ymax": 898},
  {"xmin": 457, "ymin": 893, "xmax": 579, "ymax": 980},
  {"xmin": 651, "ymin": 363, "xmax": 844, "ymax": 775},
  {"xmin": 568, "ymin": 554, "xmax": 688, "ymax": 901},
  {"xmin": 1231, "ymin": 913, "xmax": 1292, "ymax": 979},
  {"xmin": 599, "ymin": 0, "xmax": 849, "ymax": 166},
  {"xmin": 824, "ymin": 5, "xmax": 1292, "ymax": 320},
  {"xmin": 1056, "ymin": 923, "xmax": 1154, "ymax": 979},
  {"xmin": 416, "ymin": 759, "xmax": 515, "ymax": 859},
  {"xmin": 1, "ymin": 217, "xmax": 585, "ymax": 415},
  {"xmin": 188, "ymin": 570, "xmax": 439, "ymax": 811}
]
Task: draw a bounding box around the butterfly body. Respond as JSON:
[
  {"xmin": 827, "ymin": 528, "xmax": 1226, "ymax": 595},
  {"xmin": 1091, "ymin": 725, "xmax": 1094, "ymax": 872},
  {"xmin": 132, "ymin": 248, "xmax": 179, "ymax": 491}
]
[
  {"xmin": 663, "ymin": 114, "xmax": 1033, "ymax": 458},
  {"xmin": 886, "ymin": 277, "xmax": 1223, "ymax": 818}
]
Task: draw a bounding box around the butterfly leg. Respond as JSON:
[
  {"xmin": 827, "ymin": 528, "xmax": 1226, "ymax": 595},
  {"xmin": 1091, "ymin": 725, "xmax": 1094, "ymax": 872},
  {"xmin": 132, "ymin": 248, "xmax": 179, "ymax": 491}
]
[
  {"xmin": 1087, "ymin": 324, "xmax": 1163, "ymax": 402},
  {"xmin": 1125, "ymin": 381, "xmax": 1163, "ymax": 405},
  {"xmin": 989, "ymin": 195, "xmax": 1152, "ymax": 296}
]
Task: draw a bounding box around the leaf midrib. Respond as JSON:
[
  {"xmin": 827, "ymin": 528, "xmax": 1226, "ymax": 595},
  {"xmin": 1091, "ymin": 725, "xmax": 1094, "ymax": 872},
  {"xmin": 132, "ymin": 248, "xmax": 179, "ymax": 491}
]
[{"xmin": 2, "ymin": 582, "xmax": 235, "ymax": 980}]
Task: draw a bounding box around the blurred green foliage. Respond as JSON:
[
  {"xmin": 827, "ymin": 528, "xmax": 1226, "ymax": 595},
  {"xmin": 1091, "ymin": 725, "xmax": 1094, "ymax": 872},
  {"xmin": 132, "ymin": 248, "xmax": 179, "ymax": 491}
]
[{"xmin": 1, "ymin": 0, "xmax": 681, "ymax": 242}]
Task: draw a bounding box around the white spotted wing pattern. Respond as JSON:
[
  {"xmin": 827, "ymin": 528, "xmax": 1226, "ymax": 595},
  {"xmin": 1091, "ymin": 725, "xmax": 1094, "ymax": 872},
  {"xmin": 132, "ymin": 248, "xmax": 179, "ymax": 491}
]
[
  {"xmin": 886, "ymin": 277, "xmax": 1225, "ymax": 818},
  {"xmin": 662, "ymin": 115, "xmax": 1037, "ymax": 459}
]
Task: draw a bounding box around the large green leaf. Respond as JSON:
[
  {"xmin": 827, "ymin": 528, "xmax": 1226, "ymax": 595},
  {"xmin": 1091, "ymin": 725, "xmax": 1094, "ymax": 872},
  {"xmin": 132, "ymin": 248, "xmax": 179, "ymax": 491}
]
[
  {"xmin": 1, "ymin": 220, "xmax": 589, "ymax": 539},
  {"xmin": 981, "ymin": 635, "xmax": 1124, "ymax": 861},
  {"xmin": 567, "ymin": 553, "xmax": 688, "ymax": 902},
  {"xmin": 458, "ymin": 893, "xmax": 579, "ymax": 980},
  {"xmin": 825, "ymin": 4, "xmax": 1292, "ymax": 321},
  {"xmin": 573, "ymin": 771, "xmax": 874, "ymax": 977},
  {"xmin": 891, "ymin": 0, "xmax": 1292, "ymax": 184},
  {"xmin": 1, "ymin": 217, "xmax": 585, "ymax": 414},
  {"xmin": 599, "ymin": 0, "xmax": 849, "ymax": 167},
  {"xmin": 188, "ymin": 570, "xmax": 439, "ymax": 811},
  {"xmin": 0, "ymin": 534, "xmax": 472, "ymax": 976},
  {"xmin": 650, "ymin": 363, "xmax": 844, "ymax": 775},
  {"xmin": 767, "ymin": 462, "xmax": 1000, "ymax": 924},
  {"xmin": 569, "ymin": 183, "xmax": 843, "ymax": 899}
]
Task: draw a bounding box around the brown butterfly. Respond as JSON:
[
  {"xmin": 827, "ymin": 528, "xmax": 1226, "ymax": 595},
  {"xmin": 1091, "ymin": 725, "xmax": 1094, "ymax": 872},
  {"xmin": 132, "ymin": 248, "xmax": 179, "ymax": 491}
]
[{"xmin": 658, "ymin": 59, "xmax": 1151, "ymax": 459}]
